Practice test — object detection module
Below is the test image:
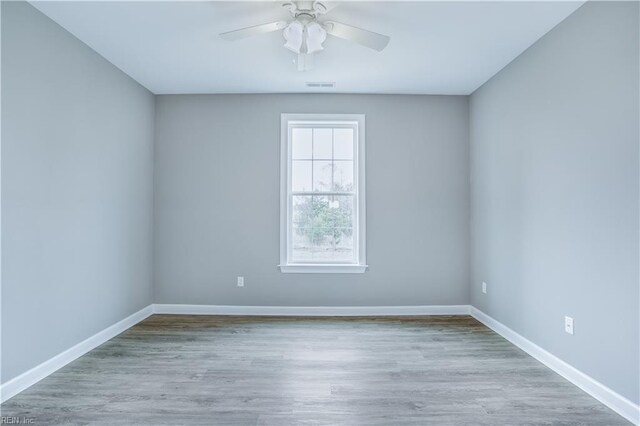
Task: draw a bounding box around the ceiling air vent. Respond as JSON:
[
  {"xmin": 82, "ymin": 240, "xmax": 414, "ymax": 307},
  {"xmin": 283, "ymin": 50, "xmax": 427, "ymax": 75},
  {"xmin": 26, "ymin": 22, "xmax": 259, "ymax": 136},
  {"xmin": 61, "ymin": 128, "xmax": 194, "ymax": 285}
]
[{"xmin": 306, "ymin": 82, "xmax": 336, "ymax": 88}]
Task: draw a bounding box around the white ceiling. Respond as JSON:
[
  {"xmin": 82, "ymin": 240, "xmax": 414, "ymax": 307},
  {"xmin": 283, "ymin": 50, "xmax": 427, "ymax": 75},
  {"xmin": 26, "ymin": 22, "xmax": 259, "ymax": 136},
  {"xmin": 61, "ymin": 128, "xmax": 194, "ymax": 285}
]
[{"xmin": 31, "ymin": 1, "xmax": 583, "ymax": 95}]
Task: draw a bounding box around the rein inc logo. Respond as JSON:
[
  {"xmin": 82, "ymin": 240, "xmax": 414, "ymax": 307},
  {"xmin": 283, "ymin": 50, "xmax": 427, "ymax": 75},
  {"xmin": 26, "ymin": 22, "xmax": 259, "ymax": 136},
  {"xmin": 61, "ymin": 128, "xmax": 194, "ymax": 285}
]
[{"xmin": 1, "ymin": 417, "xmax": 35, "ymax": 424}]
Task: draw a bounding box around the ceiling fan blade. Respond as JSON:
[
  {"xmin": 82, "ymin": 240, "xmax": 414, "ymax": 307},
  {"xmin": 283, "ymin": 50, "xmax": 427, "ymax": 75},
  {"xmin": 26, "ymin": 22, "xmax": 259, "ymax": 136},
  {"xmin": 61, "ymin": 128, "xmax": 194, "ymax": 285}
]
[
  {"xmin": 323, "ymin": 21, "xmax": 390, "ymax": 51},
  {"xmin": 220, "ymin": 21, "xmax": 288, "ymax": 41}
]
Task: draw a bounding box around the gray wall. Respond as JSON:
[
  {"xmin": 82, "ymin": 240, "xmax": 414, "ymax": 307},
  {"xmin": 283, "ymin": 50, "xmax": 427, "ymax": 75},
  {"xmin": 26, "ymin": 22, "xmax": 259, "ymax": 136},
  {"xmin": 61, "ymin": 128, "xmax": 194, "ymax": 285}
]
[
  {"xmin": 1, "ymin": 2, "xmax": 155, "ymax": 382},
  {"xmin": 470, "ymin": 1, "xmax": 639, "ymax": 404},
  {"xmin": 154, "ymin": 94, "xmax": 470, "ymax": 306}
]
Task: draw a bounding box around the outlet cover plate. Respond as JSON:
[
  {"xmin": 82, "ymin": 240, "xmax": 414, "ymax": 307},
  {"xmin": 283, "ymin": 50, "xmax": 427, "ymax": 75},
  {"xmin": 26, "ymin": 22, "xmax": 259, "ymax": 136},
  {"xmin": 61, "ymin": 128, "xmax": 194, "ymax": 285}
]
[{"xmin": 564, "ymin": 316, "xmax": 574, "ymax": 335}]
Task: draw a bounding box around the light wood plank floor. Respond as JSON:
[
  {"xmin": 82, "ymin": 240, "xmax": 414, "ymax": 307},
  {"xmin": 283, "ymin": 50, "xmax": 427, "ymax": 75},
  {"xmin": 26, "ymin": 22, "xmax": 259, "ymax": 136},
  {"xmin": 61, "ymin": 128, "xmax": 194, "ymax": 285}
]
[{"xmin": 1, "ymin": 315, "xmax": 630, "ymax": 425}]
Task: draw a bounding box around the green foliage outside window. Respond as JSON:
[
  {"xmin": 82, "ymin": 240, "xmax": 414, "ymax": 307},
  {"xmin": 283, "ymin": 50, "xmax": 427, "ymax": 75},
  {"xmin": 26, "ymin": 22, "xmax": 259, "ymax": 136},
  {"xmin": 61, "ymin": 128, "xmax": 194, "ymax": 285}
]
[{"xmin": 294, "ymin": 184, "xmax": 353, "ymax": 246}]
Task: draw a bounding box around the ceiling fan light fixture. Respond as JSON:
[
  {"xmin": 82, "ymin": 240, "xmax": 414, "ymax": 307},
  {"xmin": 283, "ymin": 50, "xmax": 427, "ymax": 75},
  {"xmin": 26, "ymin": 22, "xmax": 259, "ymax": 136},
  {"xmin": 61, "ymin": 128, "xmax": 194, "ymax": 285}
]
[
  {"xmin": 305, "ymin": 21, "xmax": 326, "ymax": 54},
  {"xmin": 283, "ymin": 20, "xmax": 304, "ymax": 53},
  {"xmin": 220, "ymin": 1, "xmax": 391, "ymax": 71}
]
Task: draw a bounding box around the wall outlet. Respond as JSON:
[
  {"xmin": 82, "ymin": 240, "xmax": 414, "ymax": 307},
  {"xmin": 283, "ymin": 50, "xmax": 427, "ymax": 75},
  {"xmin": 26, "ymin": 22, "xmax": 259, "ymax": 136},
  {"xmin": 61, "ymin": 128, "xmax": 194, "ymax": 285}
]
[
  {"xmin": 564, "ymin": 316, "xmax": 574, "ymax": 335},
  {"xmin": 237, "ymin": 276, "xmax": 244, "ymax": 287},
  {"xmin": 482, "ymin": 282, "xmax": 487, "ymax": 294}
]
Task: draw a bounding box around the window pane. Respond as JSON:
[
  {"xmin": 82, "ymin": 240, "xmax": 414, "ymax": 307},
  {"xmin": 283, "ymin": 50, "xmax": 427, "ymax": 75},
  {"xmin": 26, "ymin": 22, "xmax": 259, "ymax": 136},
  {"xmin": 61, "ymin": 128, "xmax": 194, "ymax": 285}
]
[
  {"xmin": 333, "ymin": 128, "xmax": 354, "ymax": 160},
  {"xmin": 313, "ymin": 128, "xmax": 332, "ymax": 160},
  {"xmin": 292, "ymin": 128, "xmax": 312, "ymax": 159},
  {"xmin": 311, "ymin": 196, "xmax": 330, "ymax": 229},
  {"xmin": 292, "ymin": 227, "xmax": 313, "ymax": 262},
  {"xmin": 292, "ymin": 195, "xmax": 313, "ymax": 227},
  {"xmin": 291, "ymin": 194, "xmax": 356, "ymax": 263},
  {"xmin": 311, "ymin": 228, "xmax": 331, "ymax": 261},
  {"xmin": 310, "ymin": 228, "xmax": 355, "ymax": 262},
  {"xmin": 292, "ymin": 160, "xmax": 312, "ymax": 192},
  {"xmin": 333, "ymin": 161, "xmax": 354, "ymax": 192},
  {"xmin": 312, "ymin": 161, "xmax": 332, "ymax": 192},
  {"xmin": 328, "ymin": 195, "xmax": 354, "ymax": 229},
  {"xmin": 326, "ymin": 228, "xmax": 355, "ymax": 262},
  {"xmin": 292, "ymin": 196, "xmax": 328, "ymax": 262}
]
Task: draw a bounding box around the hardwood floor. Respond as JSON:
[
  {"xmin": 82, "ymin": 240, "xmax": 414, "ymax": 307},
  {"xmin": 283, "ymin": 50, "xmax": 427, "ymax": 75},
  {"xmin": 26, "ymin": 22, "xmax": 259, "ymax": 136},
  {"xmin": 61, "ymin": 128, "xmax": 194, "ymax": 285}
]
[{"xmin": 1, "ymin": 315, "xmax": 630, "ymax": 425}]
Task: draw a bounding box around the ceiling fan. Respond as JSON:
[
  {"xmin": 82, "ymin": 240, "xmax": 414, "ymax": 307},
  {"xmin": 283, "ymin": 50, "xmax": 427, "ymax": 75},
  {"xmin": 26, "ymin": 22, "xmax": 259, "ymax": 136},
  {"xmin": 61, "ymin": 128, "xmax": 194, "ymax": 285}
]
[{"xmin": 219, "ymin": 1, "xmax": 390, "ymax": 71}]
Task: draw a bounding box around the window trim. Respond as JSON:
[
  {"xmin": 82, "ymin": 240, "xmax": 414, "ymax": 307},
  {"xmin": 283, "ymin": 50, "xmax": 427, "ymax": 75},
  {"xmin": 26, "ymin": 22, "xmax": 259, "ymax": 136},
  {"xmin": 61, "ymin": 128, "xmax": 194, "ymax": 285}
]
[{"xmin": 279, "ymin": 113, "xmax": 367, "ymax": 274}]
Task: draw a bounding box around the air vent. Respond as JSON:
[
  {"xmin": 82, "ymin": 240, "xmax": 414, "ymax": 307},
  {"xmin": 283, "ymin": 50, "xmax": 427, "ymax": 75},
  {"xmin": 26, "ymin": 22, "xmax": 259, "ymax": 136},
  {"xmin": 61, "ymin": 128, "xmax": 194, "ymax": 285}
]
[{"xmin": 306, "ymin": 82, "xmax": 336, "ymax": 88}]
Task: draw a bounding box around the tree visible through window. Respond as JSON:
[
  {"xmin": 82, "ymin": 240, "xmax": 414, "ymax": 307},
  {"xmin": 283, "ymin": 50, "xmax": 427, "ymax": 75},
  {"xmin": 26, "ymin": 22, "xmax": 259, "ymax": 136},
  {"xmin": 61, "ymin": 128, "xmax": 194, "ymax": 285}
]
[{"xmin": 280, "ymin": 114, "xmax": 366, "ymax": 273}]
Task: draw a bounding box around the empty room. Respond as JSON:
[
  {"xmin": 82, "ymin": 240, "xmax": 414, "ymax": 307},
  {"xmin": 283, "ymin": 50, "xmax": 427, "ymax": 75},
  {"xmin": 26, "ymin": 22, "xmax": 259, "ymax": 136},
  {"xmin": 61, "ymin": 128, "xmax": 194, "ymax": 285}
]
[{"xmin": 0, "ymin": 0, "xmax": 638, "ymax": 424}]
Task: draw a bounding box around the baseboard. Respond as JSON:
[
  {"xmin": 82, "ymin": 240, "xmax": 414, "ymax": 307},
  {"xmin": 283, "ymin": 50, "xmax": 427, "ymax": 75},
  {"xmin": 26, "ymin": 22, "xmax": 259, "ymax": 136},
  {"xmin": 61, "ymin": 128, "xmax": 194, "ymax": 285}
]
[
  {"xmin": 152, "ymin": 304, "xmax": 471, "ymax": 316},
  {"xmin": 0, "ymin": 304, "xmax": 153, "ymax": 403},
  {"xmin": 470, "ymin": 306, "xmax": 640, "ymax": 425}
]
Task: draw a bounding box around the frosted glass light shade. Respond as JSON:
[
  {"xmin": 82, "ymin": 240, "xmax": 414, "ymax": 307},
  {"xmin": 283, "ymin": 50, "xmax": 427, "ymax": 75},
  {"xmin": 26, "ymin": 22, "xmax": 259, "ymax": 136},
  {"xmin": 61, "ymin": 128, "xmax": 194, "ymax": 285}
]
[
  {"xmin": 283, "ymin": 21, "xmax": 304, "ymax": 53},
  {"xmin": 305, "ymin": 22, "xmax": 326, "ymax": 54}
]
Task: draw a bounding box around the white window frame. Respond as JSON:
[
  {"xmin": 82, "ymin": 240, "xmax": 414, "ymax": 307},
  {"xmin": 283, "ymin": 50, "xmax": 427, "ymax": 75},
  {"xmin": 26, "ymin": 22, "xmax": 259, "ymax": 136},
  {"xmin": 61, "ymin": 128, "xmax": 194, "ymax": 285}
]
[{"xmin": 279, "ymin": 113, "xmax": 367, "ymax": 274}]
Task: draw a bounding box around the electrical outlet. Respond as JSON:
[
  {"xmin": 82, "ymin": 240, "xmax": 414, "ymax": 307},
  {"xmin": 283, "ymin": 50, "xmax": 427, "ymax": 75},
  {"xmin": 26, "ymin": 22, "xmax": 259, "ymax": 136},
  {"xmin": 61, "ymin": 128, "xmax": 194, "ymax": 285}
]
[
  {"xmin": 564, "ymin": 316, "xmax": 574, "ymax": 335},
  {"xmin": 482, "ymin": 282, "xmax": 487, "ymax": 294},
  {"xmin": 237, "ymin": 276, "xmax": 244, "ymax": 287}
]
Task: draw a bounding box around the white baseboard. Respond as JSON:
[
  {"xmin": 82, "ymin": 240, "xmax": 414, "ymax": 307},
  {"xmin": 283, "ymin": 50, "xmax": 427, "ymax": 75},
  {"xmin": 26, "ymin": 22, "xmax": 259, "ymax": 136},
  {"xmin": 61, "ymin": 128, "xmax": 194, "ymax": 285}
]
[
  {"xmin": 470, "ymin": 306, "xmax": 639, "ymax": 425},
  {"xmin": 0, "ymin": 304, "xmax": 153, "ymax": 403},
  {"xmin": 152, "ymin": 304, "xmax": 471, "ymax": 316}
]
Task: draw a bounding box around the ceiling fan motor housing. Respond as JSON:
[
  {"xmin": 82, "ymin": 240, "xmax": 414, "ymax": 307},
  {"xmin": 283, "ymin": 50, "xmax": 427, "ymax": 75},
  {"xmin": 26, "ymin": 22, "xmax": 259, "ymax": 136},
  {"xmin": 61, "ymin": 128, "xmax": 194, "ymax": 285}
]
[{"xmin": 283, "ymin": 1, "xmax": 328, "ymax": 18}]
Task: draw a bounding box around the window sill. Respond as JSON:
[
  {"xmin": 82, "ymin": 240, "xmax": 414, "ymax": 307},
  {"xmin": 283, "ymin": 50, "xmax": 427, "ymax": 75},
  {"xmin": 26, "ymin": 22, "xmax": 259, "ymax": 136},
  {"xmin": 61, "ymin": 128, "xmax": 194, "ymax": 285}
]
[{"xmin": 279, "ymin": 264, "xmax": 368, "ymax": 274}]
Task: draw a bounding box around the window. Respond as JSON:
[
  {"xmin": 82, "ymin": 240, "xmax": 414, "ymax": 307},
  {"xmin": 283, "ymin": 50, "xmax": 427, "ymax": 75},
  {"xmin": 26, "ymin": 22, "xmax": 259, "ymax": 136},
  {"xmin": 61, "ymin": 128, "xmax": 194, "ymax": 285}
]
[{"xmin": 280, "ymin": 114, "xmax": 366, "ymax": 273}]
